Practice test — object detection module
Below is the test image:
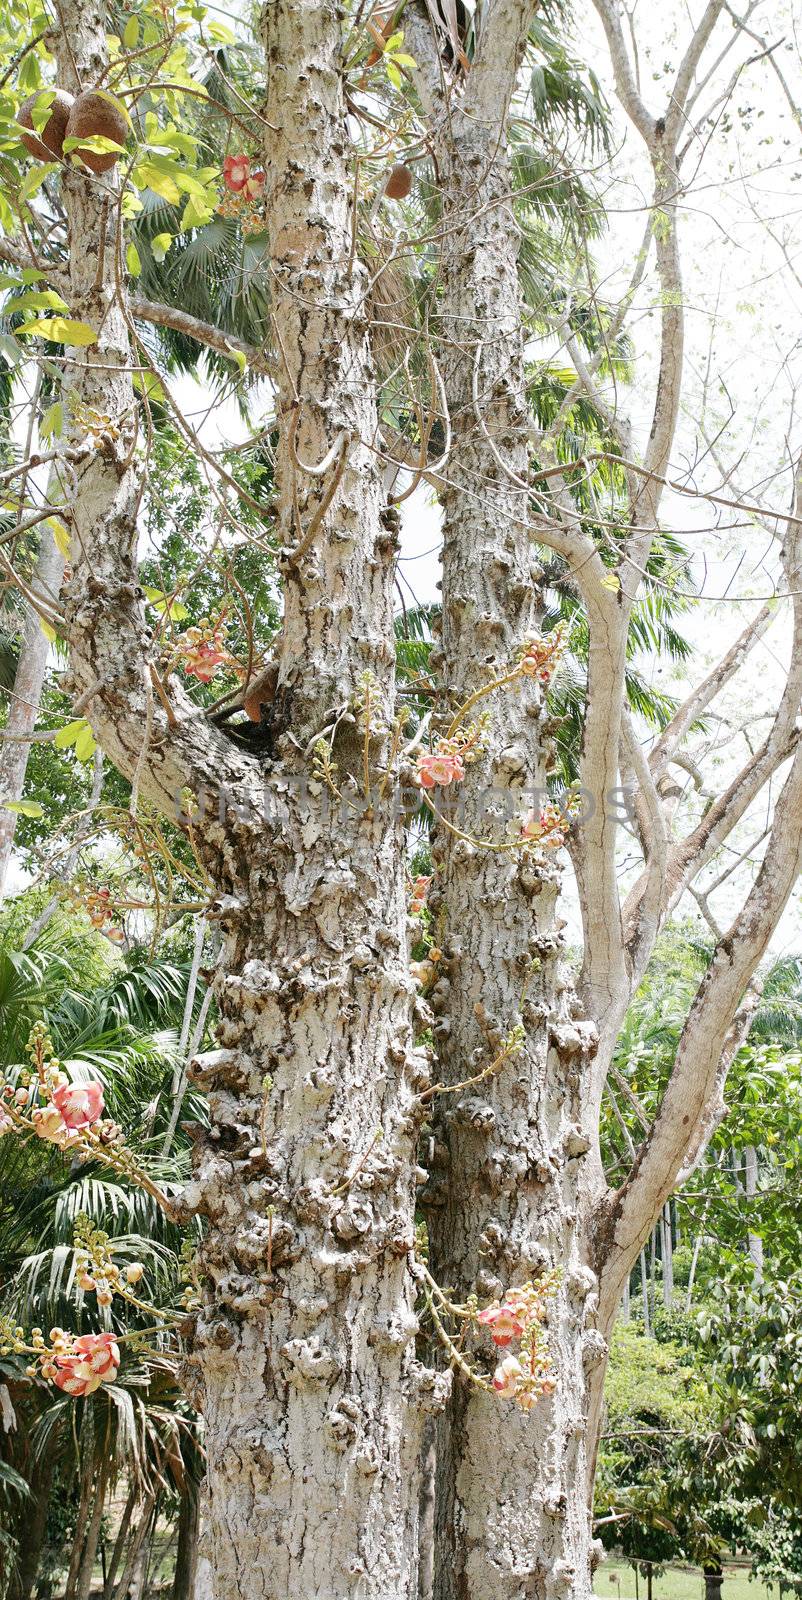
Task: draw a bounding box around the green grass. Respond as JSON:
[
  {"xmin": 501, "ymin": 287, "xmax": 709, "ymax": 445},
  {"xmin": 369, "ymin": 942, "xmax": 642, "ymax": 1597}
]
[{"xmin": 594, "ymin": 1559, "xmax": 775, "ymax": 1600}]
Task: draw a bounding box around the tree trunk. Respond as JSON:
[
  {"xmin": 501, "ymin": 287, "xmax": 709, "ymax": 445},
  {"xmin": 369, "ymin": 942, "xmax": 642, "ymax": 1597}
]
[
  {"xmin": 75, "ymin": 1466, "xmax": 107, "ymax": 1600},
  {"xmin": 113, "ymin": 1493, "xmax": 156, "ymax": 1600},
  {"xmin": 53, "ymin": 0, "xmax": 440, "ymax": 1594},
  {"xmin": 103, "ymin": 1484, "xmax": 137, "ymax": 1600},
  {"xmin": 409, "ymin": 9, "xmax": 604, "ymax": 1595},
  {"xmin": 704, "ymin": 1566, "xmax": 724, "ymax": 1600},
  {"xmin": 8, "ymin": 1449, "xmax": 54, "ymax": 1600},
  {"xmin": 171, "ymin": 1484, "xmax": 199, "ymax": 1600},
  {"xmin": 0, "ymin": 528, "xmax": 65, "ymax": 896},
  {"xmin": 640, "ymin": 1251, "xmax": 651, "ymax": 1336},
  {"xmin": 64, "ymin": 1454, "xmax": 94, "ymax": 1600},
  {"xmin": 173, "ymin": 3, "xmax": 437, "ymax": 1595},
  {"xmin": 660, "ymin": 1204, "xmax": 674, "ymax": 1309},
  {"xmin": 744, "ymin": 1145, "xmax": 763, "ymax": 1280}
]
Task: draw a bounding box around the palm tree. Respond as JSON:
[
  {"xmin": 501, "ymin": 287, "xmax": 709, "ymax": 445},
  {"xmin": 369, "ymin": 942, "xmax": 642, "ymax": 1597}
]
[{"xmin": 0, "ymin": 911, "xmax": 206, "ymax": 1600}]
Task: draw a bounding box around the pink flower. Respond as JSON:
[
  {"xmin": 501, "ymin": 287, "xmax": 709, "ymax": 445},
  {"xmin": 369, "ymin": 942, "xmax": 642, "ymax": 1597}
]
[
  {"xmin": 223, "ymin": 153, "xmax": 250, "ymax": 193},
  {"xmin": 33, "ymin": 1104, "xmax": 75, "ymax": 1146},
  {"xmin": 0, "ymin": 1112, "xmax": 12, "ymax": 1137},
  {"xmin": 416, "ymin": 749, "xmax": 465, "ymax": 790},
  {"xmin": 492, "ymin": 1354, "xmax": 523, "ymax": 1398},
  {"xmin": 52, "ymin": 1080, "xmax": 104, "ymax": 1131},
  {"xmin": 54, "ymin": 1332, "xmax": 120, "ymax": 1397},
  {"xmin": 185, "ymin": 641, "xmax": 226, "ymax": 682},
  {"xmin": 242, "ymin": 168, "xmax": 265, "ymax": 201},
  {"xmin": 520, "ymin": 805, "xmax": 567, "ymax": 848},
  {"xmin": 409, "ymin": 874, "xmax": 431, "ymax": 914},
  {"xmin": 478, "ymin": 1303, "xmax": 526, "ymax": 1348}
]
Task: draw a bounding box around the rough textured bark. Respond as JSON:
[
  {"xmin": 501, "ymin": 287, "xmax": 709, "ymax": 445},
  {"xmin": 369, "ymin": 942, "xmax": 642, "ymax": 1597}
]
[
  {"xmin": 55, "ymin": 3, "xmax": 438, "ymax": 1597},
  {"xmin": 405, "ymin": 7, "xmax": 604, "ymax": 1595},
  {"xmin": 0, "ymin": 530, "xmax": 65, "ymax": 895},
  {"xmin": 35, "ymin": 3, "xmax": 802, "ymax": 1597}
]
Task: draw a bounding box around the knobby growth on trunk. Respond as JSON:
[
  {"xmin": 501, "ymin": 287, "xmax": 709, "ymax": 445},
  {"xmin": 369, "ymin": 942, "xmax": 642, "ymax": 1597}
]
[{"xmin": 0, "ymin": 0, "xmax": 801, "ymax": 1596}]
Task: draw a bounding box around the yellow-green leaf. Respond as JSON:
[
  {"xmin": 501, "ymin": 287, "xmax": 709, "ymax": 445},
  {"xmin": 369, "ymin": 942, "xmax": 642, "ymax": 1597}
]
[
  {"xmin": 142, "ymin": 584, "xmax": 188, "ymax": 620},
  {"xmin": 151, "ymin": 231, "xmax": 173, "ymax": 262},
  {"xmin": 133, "ymin": 370, "xmax": 166, "ymax": 404},
  {"xmin": 2, "ymin": 798, "xmax": 44, "ymax": 818},
  {"xmin": 40, "ymin": 401, "xmax": 63, "ymax": 440},
  {"xmin": 47, "ymin": 517, "xmax": 70, "ymax": 557},
  {"xmin": 126, "ymin": 242, "xmax": 142, "ymax": 277},
  {"xmin": 74, "ymin": 722, "xmax": 97, "ymax": 762},
  {"xmin": 54, "ymin": 718, "xmax": 89, "ymax": 751},
  {"xmin": 18, "ymin": 317, "xmax": 97, "ymax": 347},
  {"xmin": 134, "ymin": 158, "xmax": 181, "ymax": 203},
  {"xmin": 39, "ymin": 618, "xmax": 56, "ymax": 642},
  {"xmin": 4, "ymin": 288, "xmax": 69, "ymax": 315},
  {"xmin": 64, "ymin": 133, "xmax": 126, "ymax": 157},
  {"xmin": 600, "ymin": 572, "xmax": 621, "ymax": 592}
]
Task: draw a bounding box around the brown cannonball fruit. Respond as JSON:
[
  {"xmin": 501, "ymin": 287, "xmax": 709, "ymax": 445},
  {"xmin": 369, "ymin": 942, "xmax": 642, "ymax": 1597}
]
[
  {"xmin": 385, "ymin": 162, "xmax": 412, "ymax": 200},
  {"xmin": 19, "ymin": 89, "xmax": 74, "ymax": 162},
  {"xmin": 64, "ymin": 90, "xmax": 128, "ymax": 175}
]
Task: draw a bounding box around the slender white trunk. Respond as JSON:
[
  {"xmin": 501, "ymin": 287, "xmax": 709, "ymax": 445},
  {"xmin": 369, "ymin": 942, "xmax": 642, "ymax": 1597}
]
[
  {"xmin": 660, "ymin": 1204, "xmax": 673, "ymax": 1309},
  {"xmin": 744, "ymin": 1145, "xmax": 763, "ymax": 1280},
  {"xmin": 0, "ymin": 529, "xmax": 65, "ymax": 895}
]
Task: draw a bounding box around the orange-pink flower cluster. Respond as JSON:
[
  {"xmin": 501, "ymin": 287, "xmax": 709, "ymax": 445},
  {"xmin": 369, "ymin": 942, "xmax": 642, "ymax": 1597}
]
[
  {"xmin": 176, "ymin": 624, "xmax": 240, "ymax": 685},
  {"xmin": 26, "ymin": 1078, "xmax": 105, "ymax": 1150},
  {"xmin": 519, "ymin": 626, "xmax": 567, "ymax": 685},
  {"xmin": 48, "ymin": 1332, "xmax": 120, "ymax": 1397},
  {"xmin": 478, "ymin": 1281, "xmax": 559, "ymax": 1413},
  {"xmin": 409, "ymin": 874, "xmax": 431, "ymax": 914},
  {"xmin": 415, "ymin": 745, "xmax": 465, "ymax": 790},
  {"xmin": 519, "ymin": 802, "xmax": 571, "ymax": 850},
  {"xmin": 222, "ymin": 153, "xmax": 265, "ymax": 201}
]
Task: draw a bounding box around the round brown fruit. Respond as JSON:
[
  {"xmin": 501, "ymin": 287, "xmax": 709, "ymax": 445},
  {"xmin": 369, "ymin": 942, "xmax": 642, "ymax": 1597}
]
[
  {"xmin": 19, "ymin": 90, "xmax": 74, "ymax": 162},
  {"xmin": 64, "ymin": 91, "xmax": 128, "ymax": 175},
  {"xmin": 385, "ymin": 162, "xmax": 412, "ymax": 200}
]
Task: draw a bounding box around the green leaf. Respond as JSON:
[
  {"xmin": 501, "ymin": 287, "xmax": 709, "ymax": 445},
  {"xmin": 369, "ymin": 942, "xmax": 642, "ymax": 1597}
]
[
  {"xmin": 2, "ymin": 799, "xmax": 44, "ymax": 818},
  {"xmin": 0, "ymin": 333, "xmax": 21, "ymax": 367},
  {"xmin": 180, "ymin": 193, "xmax": 215, "ymax": 231},
  {"xmin": 133, "ymin": 157, "xmax": 181, "ymax": 203},
  {"xmin": 40, "ymin": 401, "xmax": 63, "ymax": 440},
  {"xmin": 142, "ymin": 584, "xmax": 188, "ymax": 620},
  {"xmin": 123, "ymin": 13, "xmax": 140, "ymax": 48},
  {"xmin": 17, "ymin": 317, "xmax": 97, "ymax": 346},
  {"xmin": 4, "ymin": 289, "xmax": 69, "ymax": 315},
  {"xmin": 19, "ymin": 164, "xmax": 55, "ymax": 200},
  {"xmin": 63, "ymin": 134, "xmax": 126, "ymax": 156},
  {"xmin": 126, "ymin": 242, "xmax": 142, "ymax": 277},
  {"xmin": 28, "ymin": 89, "xmax": 55, "ymax": 132},
  {"xmin": 133, "ymin": 370, "xmax": 166, "ymax": 403}
]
